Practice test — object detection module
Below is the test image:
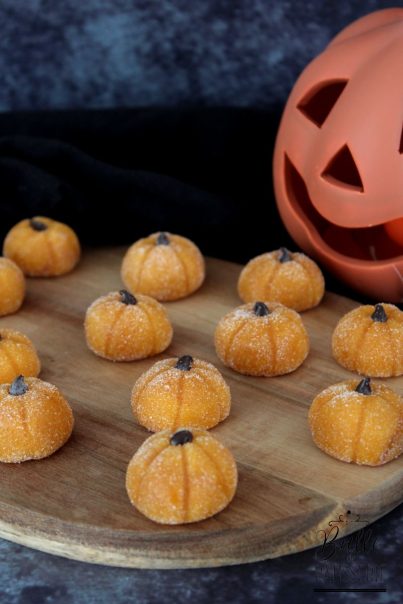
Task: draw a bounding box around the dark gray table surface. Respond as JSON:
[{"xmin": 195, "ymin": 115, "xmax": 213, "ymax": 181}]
[{"xmin": 0, "ymin": 503, "xmax": 401, "ymax": 604}]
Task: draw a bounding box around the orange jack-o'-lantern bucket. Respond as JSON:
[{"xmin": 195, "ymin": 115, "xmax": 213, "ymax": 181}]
[{"xmin": 273, "ymin": 8, "xmax": 403, "ymax": 302}]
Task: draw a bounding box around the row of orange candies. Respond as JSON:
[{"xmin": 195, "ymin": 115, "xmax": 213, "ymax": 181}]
[{"xmin": 0, "ymin": 217, "xmax": 402, "ymax": 527}]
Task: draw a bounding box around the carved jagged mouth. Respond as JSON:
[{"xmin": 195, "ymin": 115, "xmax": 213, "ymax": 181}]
[{"xmin": 284, "ymin": 155, "xmax": 403, "ymax": 262}]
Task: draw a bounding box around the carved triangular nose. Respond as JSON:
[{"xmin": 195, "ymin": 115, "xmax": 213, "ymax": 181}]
[{"xmin": 321, "ymin": 145, "xmax": 364, "ymax": 192}]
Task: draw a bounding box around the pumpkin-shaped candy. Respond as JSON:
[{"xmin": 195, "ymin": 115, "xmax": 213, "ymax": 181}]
[
  {"xmin": 0, "ymin": 375, "xmax": 74, "ymax": 463},
  {"xmin": 131, "ymin": 355, "xmax": 231, "ymax": 432},
  {"xmin": 0, "ymin": 328, "xmax": 41, "ymax": 384},
  {"xmin": 309, "ymin": 378, "xmax": 403, "ymax": 466},
  {"xmin": 215, "ymin": 301, "xmax": 309, "ymax": 376},
  {"xmin": 84, "ymin": 289, "xmax": 173, "ymax": 361},
  {"xmin": 332, "ymin": 303, "xmax": 403, "ymax": 377},
  {"xmin": 126, "ymin": 428, "xmax": 237, "ymax": 524},
  {"xmin": 0, "ymin": 257, "xmax": 25, "ymax": 316},
  {"xmin": 238, "ymin": 248, "xmax": 325, "ymax": 311},
  {"xmin": 121, "ymin": 231, "xmax": 205, "ymax": 301},
  {"xmin": 3, "ymin": 216, "xmax": 80, "ymax": 277}
]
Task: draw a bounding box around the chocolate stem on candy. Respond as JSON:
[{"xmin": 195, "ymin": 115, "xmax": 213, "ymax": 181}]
[
  {"xmin": 170, "ymin": 429, "xmax": 193, "ymax": 446},
  {"xmin": 9, "ymin": 375, "xmax": 28, "ymax": 396},
  {"xmin": 30, "ymin": 218, "xmax": 47, "ymax": 232},
  {"xmin": 120, "ymin": 289, "xmax": 137, "ymax": 305},
  {"xmin": 355, "ymin": 377, "xmax": 371, "ymax": 395},
  {"xmin": 371, "ymin": 304, "xmax": 387, "ymax": 322},
  {"xmin": 156, "ymin": 232, "xmax": 170, "ymax": 246},
  {"xmin": 279, "ymin": 247, "xmax": 292, "ymax": 263},
  {"xmin": 253, "ymin": 301, "xmax": 271, "ymax": 317},
  {"xmin": 175, "ymin": 355, "xmax": 193, "ymax": 371}
]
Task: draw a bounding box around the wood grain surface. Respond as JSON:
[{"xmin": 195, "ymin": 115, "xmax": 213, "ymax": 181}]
[{"xmin": 0, "ymin": 248, "xmax": 401, "ymax": 568}]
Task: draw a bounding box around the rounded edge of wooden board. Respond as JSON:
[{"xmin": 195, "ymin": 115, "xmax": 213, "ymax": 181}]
[{"xmin": 0, "ymin": 469, "xmax": 401, "ymax": 569}]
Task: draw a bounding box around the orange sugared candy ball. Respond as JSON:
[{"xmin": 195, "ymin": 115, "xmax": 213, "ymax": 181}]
[
  {"xmin": 0, "ymin": 375, "xmax": 74, "ymax": 463},
  {"xmin": 0, "ymin": 328, "xmax": 41, "ymax": 384},
  {"xmin": 126, "ymin": 428, "xmax": 237, "ymax": 524},
  {"xmin": 85, "ymin": 289, "xmax": 173, "ymax": 361},
  {"xmin": 3, "ymin": 216, "xmax": 80, "ymax": 277},
  {"xmin": 332, "ymin": 303, "xmax": 403, "ymax": 377},
  {"xmin": 238, "ymin": 248, "xmax": 325, "ymax": 311},
  {"xmin": 0, "ymin": 257, "xmax": 25, "ymax": 315},
  {"xmin": 215, "ymin": 301, "xmax": 309, "ymax": 376},
  {"xmin": 131, "ymin": 355, "xmax": 231, "ymax": 432},
  {"xmin": 121, "ymin": 231, "xmax": 205, "ymax": 301},
  {"xmin": 309, "ymin": 378, "xmax": 403, "ymax": 466}
]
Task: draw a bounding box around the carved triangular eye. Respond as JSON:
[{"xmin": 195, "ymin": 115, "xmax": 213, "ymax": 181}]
[
  {"xmin": 297, "ymin": 80, "xmax": 348, "ymax": 127},
  {"xmin": 321, "ymin": 145, "xmax": 364, "ymax": 191},
  {"xmin": 399, "ymin": 127, "xmax": 403, "ymax": 153}
]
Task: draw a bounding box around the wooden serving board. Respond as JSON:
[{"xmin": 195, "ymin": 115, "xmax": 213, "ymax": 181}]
[{"xmin": 0, "ymin": 248, "xmax": 401, "ymax": 569}]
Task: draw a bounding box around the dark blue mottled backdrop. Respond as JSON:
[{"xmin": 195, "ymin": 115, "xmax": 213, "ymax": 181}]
[{"xmin": 1, "ymin": 0, "xmax": 402, "ymax": 112}]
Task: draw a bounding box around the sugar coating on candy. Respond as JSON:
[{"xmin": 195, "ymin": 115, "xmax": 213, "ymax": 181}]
[
  {"xmin": 121, "ymin": 232, "xmax": 205, "ymax": 301},
  {"xmin": 0, "ymin": 377, "xmax": 74, "ymax": 463},
  {"xmin": 85, "ymin": 291, "xmax": 173, "ymax": 361},
  {"xmin": 238, "ymin": 249, "xmax": 325, "ymax": 311},
  {"xmin": 3, "ymin": 216, "xmax": 80, "ymax": 277},
  {"xmin": 214, "ymin": 301, "xmax": 309, "ymax": 376},
  {"xmin": 125, "ymin": 428, "xmax": 237, "ymax": 524},
  {"xmin": 0, "ymin": 328, "xmax": 41, "ymax": 384},
  {"xmin": 308, "ymin": 380, "xmax": 403, "ymax": 466},
  {"xmin": 131, "ymin": 357, "xmax": 231, "ymax": 431},
  {"xmin": 0, "ymin": 257, "xmax": 25, "ymax": 316},
  {"xmin": 332, "ymin": 303, "xmax": 403, "ymax": 377}
]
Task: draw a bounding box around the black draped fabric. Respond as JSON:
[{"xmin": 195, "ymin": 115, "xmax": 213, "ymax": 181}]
[
  {"xmin": 0, "ymin": 107, "xmax": 290, "ymax": 257},
  {"xmin": 0, "ymin": 107, "xmax": 367, "ymax": 301}
]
